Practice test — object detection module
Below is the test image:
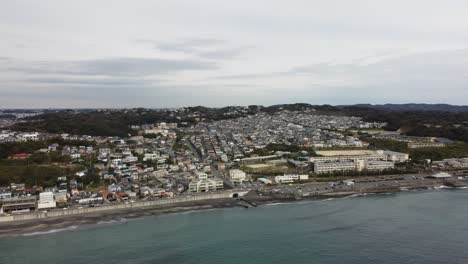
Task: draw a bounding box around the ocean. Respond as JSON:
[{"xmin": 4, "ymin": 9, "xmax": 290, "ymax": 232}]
[{"xmin": 1, "ymin": 189, "xmax": 468, "ymax": 264}]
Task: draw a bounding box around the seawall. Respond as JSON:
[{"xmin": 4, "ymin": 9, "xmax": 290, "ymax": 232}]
[{"xmin": 0, "ymin": 192, "xmax": 236, "ymax": 223}]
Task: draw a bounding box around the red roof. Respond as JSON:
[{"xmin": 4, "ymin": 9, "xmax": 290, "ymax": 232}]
[{"xmin": 11, "ymin": 153, "xmax": 30, "ymax": 158}]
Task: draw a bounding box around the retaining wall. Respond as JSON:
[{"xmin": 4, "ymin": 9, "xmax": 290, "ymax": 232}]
[{"xmin": 0, "ymin": 192, "xmax": 233, "ymax": 223}]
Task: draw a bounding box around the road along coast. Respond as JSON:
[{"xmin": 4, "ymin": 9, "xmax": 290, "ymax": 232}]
[{"xmin": 1, "ymin": 176, "xmax": 467, "ymax": 237}]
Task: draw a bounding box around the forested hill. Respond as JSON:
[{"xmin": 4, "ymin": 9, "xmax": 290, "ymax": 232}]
[
  {"xmin": 5, "ymin": 104, "xmax": 468, "ymax": 142},
  {"xmin": 347, "ymin": 104, "xmax": 468, "ymax": 113}
]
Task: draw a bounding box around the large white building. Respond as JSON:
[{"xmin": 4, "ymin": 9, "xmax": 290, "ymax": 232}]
[
  {"xmin": 188, "ymin": 172, "xmax": 224, "ymax": 192},
  {"xmin": 314, "ymin": 162, "xmax": 356, "ymax": 174},
  {"xmin": 314, "ymin": 159, "xmax": 395, "ymax": 174},
  {"xmin": 310, "ymin": 150, "xmax": 409, "ymax": 164},
  {"xmin": 229, "ymin": 169, "xmax": 246, "ymax": 183},
  {"xmin": 382, "ymin": 151, "xmax": 410, "ymax": 163},
  {"xmin": 274, "ymin": 174, "xmax": 309, "ymax": 184},
  {"xmin": 37, "ymin": 192, "xmax": 57, "ymax": 209}
]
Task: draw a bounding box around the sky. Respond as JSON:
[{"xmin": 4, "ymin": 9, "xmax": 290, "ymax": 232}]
[{"xmin": 1, "ymin": 0, "xmax": 468, "ymax": 108}]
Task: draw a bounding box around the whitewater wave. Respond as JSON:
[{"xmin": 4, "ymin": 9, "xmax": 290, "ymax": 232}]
[
  {"xmin": 22, "ymin": 225, "xmax": 78, "ymax": 236},
  {"xmin": 434, "ymin": 185, "xmax": 451, "ymax": 189},
  {"xmin": 265, "ymin": 202, "xmax": 288, "ymax": 206},
  {"xmin": 97, "ymin": 218, "xmax": 128, "ymax": 225}
]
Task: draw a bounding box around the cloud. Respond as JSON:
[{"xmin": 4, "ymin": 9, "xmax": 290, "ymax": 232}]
[
  {"xmin": 156, "ymin": 38, "xmax": 226, "ymax": 52},
  {"xmin": 4, "ymin": 57, "xmax": 217, "ymax": 77},
  {"xmin": 24, "ymin": 76, "xmax": 161, "ymax": 87},
  {"xmin": 138, "ymin": 38, "xmax": 251, "ymax": 60}
]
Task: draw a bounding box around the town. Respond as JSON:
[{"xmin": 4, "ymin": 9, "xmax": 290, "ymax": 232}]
[{"xmin": 0, "ymin": 108, "xmax": 467, "ymax": 216}]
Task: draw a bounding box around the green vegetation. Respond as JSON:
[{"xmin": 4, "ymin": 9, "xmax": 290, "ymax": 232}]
[
  {"xmin": 363, "ymin": 137, "xmax": 468, "ymax": 161},
  {"xmin": 0, "ymin": 160, "xmax": 84, "ymax": 187},
  {"xmin": 0, "ymin": 139, "xmax": 97, "ymax": 187},
  {"xmin": 345, "ymin": 107, "xmax": 468, "ymax": 142},
  {"xmin": 9, "ymin": 110, "xmax": 196, "ymax": 137}
]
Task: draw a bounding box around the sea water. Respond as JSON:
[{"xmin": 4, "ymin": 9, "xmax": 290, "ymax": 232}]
[{"xmin": 1, "ymin": 189, "xmax": 468, "ymax": 264}]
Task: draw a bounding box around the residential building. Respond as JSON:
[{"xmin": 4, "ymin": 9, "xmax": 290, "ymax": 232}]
[
  {"xmin": 229, "ymin": 169, "xmax": 246, "ymax": 183},
  {"xmin": 274, "ymin": 174, "xmax": 309, "ymax": 184},
  {"xmin": 37, "ymin": 192, "xmax": 57, "ymax": 209}
]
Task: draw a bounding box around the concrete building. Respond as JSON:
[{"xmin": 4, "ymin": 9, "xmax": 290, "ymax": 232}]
[
  {"xmin": 274, "ymin": 174, "xmax": 309, "ymax": 184},
  {"xmin": 188, "ymin": 172, "xmax": 224, "ymax": 192},
  {"xmin": 37, "ymin": 192, "xmax": 57, "ymax": 210},
  {"xmin": 365, "ymin": 161, "xmax": 395, "ymax": 171},
  {"xmin": 1, "ymin": 196, "xmax": 37, "ymax": 214},
  {"xmin": 229, "ymin": 169, "xmax": 246, "ymax": 183},
  {"xmin": 310, "ymin": 150, "xmax": 409, "ymax": 164},
  {"xmin": 0, "ymin": 192, "xmax": 12, "ymax": 199},
  {"xmin": 314, "ymin": 159, "xmax": 395, "ymax": 174},
  {"xmin": 408, "ymin": 142, "xmax": 446, "ymax": 148},
  {"xmin": 314, "ymin": 161, "xmax": 356, "ymax": 174},
  {"xmin": 382, "ymin": 151, "xmax": 410, "ymax": 163}
]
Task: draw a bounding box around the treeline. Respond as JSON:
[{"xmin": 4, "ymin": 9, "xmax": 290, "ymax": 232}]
[
  {"xmin": 9, "ymin": 110, "xmax": 197, "ymax": 137},
  {"xmin": 364, "ymin": 138, "xmax": 468, "ymax": 161},
  {"xmin": 344, "ymin": 106, "xmax": 468, "ymax": 142},
  {"xmin": 7, "ymin": 104, "xmax": 468, "ymax": 141}
]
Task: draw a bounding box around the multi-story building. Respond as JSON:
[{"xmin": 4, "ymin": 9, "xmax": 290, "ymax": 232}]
[
  {"xmin": 188, "ymin": 172, "xmax": 223, "ymax": 192},
  {"xmin": 365, "ymin": 161, "xmax": 395, "ymax": 171},
  {"xmin": 37, "ymin": 192, "xmax": 57, "ymax": 210},
  {"xmin": 314, "ymin": 159, "xmax": 395, "ymax": 174},
  {"xmin": 408, "ymin": 142, "xmax": 446, "ymax": 148},
  {"xmin": 314, "ymin": 161, "xmax": 356, "ymax": 174},
  {"xmin": 274, "ymin": 174, "xmax": 309, "ymax": 184},
  {"xmin": 1, "ymin": 196, "xmax": 37, "ymax": 214},
  {"xmin": 229, "ymin": 169, "xmax": 246, "ymax": 183},
  {"xmin": 310, "ymin": 150, "xmax": 409, "ymax": 163}
]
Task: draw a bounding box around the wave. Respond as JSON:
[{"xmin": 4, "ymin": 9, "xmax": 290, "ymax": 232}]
[
  {"xmin": 434, "ymin": 185, "xmax": 451, "ymax": 189},
  {"xmin": 266, "ymin": 202, "xmax": 288, "ymax": 206},
  {"xmin": 97, "ymin": 218, "xmax": 128, "ymax": 225},
  {"xmin": 21, "ymin": 225, "xmax": 78, "ymax": 236}
]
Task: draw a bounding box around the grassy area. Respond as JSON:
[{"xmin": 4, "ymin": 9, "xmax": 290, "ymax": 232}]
[{"xmin": 0, "ymin": 161, "xmax": 85, "ymax": 187}]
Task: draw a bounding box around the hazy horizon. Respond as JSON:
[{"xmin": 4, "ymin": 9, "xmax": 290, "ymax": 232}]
[{"xmin": 2, "ymin": 0, "xmax": 468, "ymax": 108}]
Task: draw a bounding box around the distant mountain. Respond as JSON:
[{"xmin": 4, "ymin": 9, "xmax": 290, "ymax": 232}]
[{"xmin": 346, "ymin": 104, "xmax": 468, "ymax": 113}]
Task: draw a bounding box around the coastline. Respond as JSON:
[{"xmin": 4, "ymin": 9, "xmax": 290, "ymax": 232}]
[{"xmin": 1, "ymin": 184, "xmax": 462, "ymax": 238}]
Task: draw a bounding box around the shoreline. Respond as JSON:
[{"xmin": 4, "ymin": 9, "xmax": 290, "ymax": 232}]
[{"xmin": 1, "ymin": 184, "xmax": 463, "ymax": 238}]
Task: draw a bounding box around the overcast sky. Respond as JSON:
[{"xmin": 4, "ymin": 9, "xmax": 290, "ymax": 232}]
[{"xmin": 1, "ymin": 0, "xmax": 468, "ymax": 108}]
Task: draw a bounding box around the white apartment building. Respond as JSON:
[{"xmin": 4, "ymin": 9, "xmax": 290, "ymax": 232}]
[
  {"xmin": 314, "ymin": 159, "xmax": 395, "ymax": 174},
  {"xmin": 20, "ymin": 132, "xmax": 39, "ymax": 141},
  {"xmin": 274, "ymin": 174, "xmax": 309, "ymax": 184},
  {"xmin": 382, "ymin": 151, "xmax": 410, "ymax": 163},
  {"xmin": 143, "ymin": 153, "xmax": 160, "ymax": 161},
  {"xmin": 37, "ymin": 192, "xmax": 57, "ymax": 210},
  {"xmin": 229, "ymin": 169, "xmax": 246, "ymax": 183},
  {"xmin": 365, "ymin": 160, "xmax": 395, "ymax": 171},
  {"xmin": 309, "ymin": 150, "xmax": 409, "ymax": 164},
  {"xmin": 314, "ymin": 162, "xmax": 356, "ymax": 174},
  {"xmin": 310, "ymin": 153, "xmax": 387, "ymax": 163},
  {"xmin": 188, "ymin": 172, "xmax": 223, "ymax": 192},
  {"xmin": 408, "ymin": 142, "xmax": 446, "ymax": 148}
]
